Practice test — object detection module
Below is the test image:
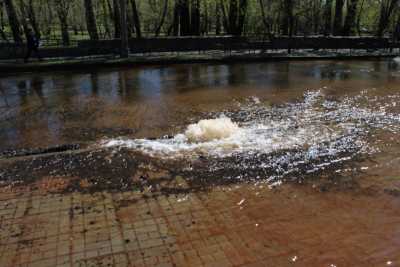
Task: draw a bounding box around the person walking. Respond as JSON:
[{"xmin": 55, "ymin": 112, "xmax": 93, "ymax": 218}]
[{"xmin": 24, "ymin": 28, "xmax": 42, "ymax": 63}]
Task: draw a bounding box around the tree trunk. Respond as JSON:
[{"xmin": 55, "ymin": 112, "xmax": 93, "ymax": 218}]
[
  {"xmin": 54, "ymin": 0, "xmax": 71, "ymax": 46},
  {"xmin": 17, "ymin": 0, "xmax": 29, "ymax": 37},
  {"xmin": 0, "ymin": 5, "xmax": 7, "ymax": 42},
  {"xmin": 172, "ymin": 1, "xmax": 179, "ymax": 35},
  {"xmin": 56, "ymin": 17, "xmax": 68, "ymax": 45},
  {"xmin": 17, "ymin": 0, "xmax": 40, "ymax": 39},
  {"xmin": 155, "ymin": 0, "xmax": 168, "ymax": 36},
  {"xmin": 203, "ymin": 1, "xmax": 209, "ymax": 34},
  {"xmin": 126, "ymin": 13, "xmax": 133, "ymax": 38},
  {"xmin": 130, "ymin": 0, "xmax": 141, "ymax": 38},
  {"xmin": 191, "ymin": 0, "xmax": 200, "ymax": 35},
  {"xmin": 179, "ymin": 0, "xmax": 190, "ymax": 35},
  {"xmin": 333, "ymin": 0, "xmax": 344, "ymax": 35},
  {"xmin": 101, "ymin": 0, "xmax": 111, "ymax": 38},
  {"xmin": 59, "ymin": 16, "xmax": 69, "ymax": 46},
  {"xmin": 312, "ymin": 0, "xmax": 322, "ymax": 34},
  {"xmin": 84, "ymin": 0, "xmax": 99, "ymax": 40},
  {"xmin": 394, "ymin": 14, "xmax": 400, "ymax": 41},
  {"xmin": 259, "ymin": 0, "xmax": 273, "ymax": 37},
  {"xmin": 237, "ymin": 0, "xmax": 248, "ymax": 35},
  {"xmin": 0, "ymin": 1, "xmax": 4, "ymax": 30},
  {"xmin": 228, "ymin": 0, "xmax": 238, "ymax": 34},
  {"xmin": 26, "ymin": 0, "xmax": 40, "ymax": 38},
  {"xmin": 376, "ymin": 0, "xmax": 399, "ymax": 37},
  {"xmin": 342, "ymin": 0, "xmax": 358, "ymax": 36},
  {"xmin": 281, "ymin": 0, "xmax": 293, "ymax": 36},
  {"xmin": 259, "ymin": 0, "xmax": 267, "ymax": 28},
  {"xmin": 43, "ymin": 0, "xmax": 53, "ymax": 37},
  {"xmin": 220, "ymin": 0, "xmax": 229, "ymax": 33},
  {"xmin": 356, "ymin": 0, "xmax": 365, "ymax": 35},
  {"xmin": 323, "ymin": 0, "xmax": 333, "ymax": 35},
  {"xmin": 216, "ymin": 2, "xmax": 221, "ymax": 34},
  {"xmin": 120, "ymin": 0, "xmax": 129, "ymax": 57},
  {"xmin": 4, "ymin": 0, "xmax": 22, "ymax": 43},
  {"xmin": 0, "ymin": 27, "xmax": 7, "ymax": 42},
  {"xmin": 112, "ymin": 0, "xmax": 121, "ymax": 38}
]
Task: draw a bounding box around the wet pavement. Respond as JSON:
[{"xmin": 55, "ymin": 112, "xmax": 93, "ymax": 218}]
[
  {"xmin": 1, "ymin": 60, "xmax": 400, "ymax": 266},
  {"xmin": 0, "ymin": 176, "xmax": 399, "ymax": 267}
]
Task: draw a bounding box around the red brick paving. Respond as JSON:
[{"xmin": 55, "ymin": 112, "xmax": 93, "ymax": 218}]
[{"xmin": 0, "ymin": 183, "xmax": 399, "ymax": 267}]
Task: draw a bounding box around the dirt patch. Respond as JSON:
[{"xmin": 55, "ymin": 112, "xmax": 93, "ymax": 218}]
[
  {"xmin": 34, "ymin": 176, "xmax": 73, "ymax": 194},
  {"xmin": 0, "ymin": 141, "xmax": 376, "ymax": 197}
]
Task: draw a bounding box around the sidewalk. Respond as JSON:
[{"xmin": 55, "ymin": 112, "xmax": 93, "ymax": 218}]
[{"xmin": 1, "ymin": 49, "xmax": 398, "ymax": 74}]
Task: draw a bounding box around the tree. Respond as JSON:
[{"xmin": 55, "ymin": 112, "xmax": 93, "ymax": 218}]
[
  {"xmin": 238, "ymin": 0, "xmax": 248, "ymax": 35},
  {"xmin": 112, "ymin": 0, "xmax": 121, "ymax": 38},
  {"xmin": 100, "ymin": 0, "xmax": 112, "ymax": 38},
  {"xmin": 215, "ymin": 1, "xmax": 221, "ymax": 34},
  {"xmin": 84, "ymin": 0, "xmax": 99, "ymax": 40},
  {"xmin": 0, "ymin": 1, "xmax": 4, "ymax": 30},
  {"xmin": 228, "ymin": 0, "xmax": 238, "ymax": 34},
  {"xmin": 17, "ymin": 0, "xmax": 30, "ymax": 37},
  {"xmin": 356, "ymin": 0, "xmax": 366, "ymax": 35},
  {"xmin": 130, "ymin": 0, "xmax": 141, "ymax": 38},
  {"xmin": 180, "ymin": 0, "xmax": 191, "ymax": 35},
  {"xmin": 172, "ymin": 1, "xmax": 179, "ymax": 35},
  {"xmin": 54, "ymin": 0, "xmax": 72, "ymax": 46},
  {"xmin": 376, "ymin": 0, "xmax": 399, "ymax": 37},
  {"xmin": 0, "ymin": 0, "xmax": 396, "ymax": 44},
  {"xmin": 220, "ymin": 0, "xmax": 248, "ymax": 35},
  {"xmin": 154, "ymin": 0, "xmax": 168, "ymax": 36},
  {"xmin": 342, "ymin": 0, "xmax": 359, "ymax": 36},
  {"xmin": 120, "ymin": 0, "xmax": 128, "ymax": 57},
  {"xmin": 17, "ymin": 0, "xmax": 40, "ymax": 38},
  {"xmin": 4, "ymin": 0, "xmax": 22, "ymax": 43},
  {"xmin": 191, "ymin": 0, "xmax": 200, "ymax": 35},
  {"xmin": 323, "ymin": 0, "xmax": 333, "ymax": 35},
  {"xmin": 281, "ymin": 0, "xmax": 294, "ymax": 36},
  {"xmin": 26, "ymin": 0, "xmax": 40, "ymax": 38},
  {"xmin": 259, "ymin": 0, "xmax": 274, "ymax": 37},
  {"xmin": 41, "ymin": 0, "xmax": 54, "ymax": 37},
  {"xmin": 333, "ymin": 0, "xmax": 344, "ymax": 35}
]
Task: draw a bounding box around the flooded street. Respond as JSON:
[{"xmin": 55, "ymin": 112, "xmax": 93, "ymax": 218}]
[
  {"xmin": 1, "ymin": 60, "xmax": 400, "ymax": 266},
  {"xmin": 2, "ymin": 60, "xmax": 400, "ymax": 150}
]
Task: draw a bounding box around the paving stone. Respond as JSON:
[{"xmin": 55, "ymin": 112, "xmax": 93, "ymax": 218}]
[{"xmin": 0, "ymin": 182, "xmax": 398, "ymax": 266}]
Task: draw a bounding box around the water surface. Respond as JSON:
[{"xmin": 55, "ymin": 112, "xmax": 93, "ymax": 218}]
[{"xmin": 1, "ymin": 60, "xmax": 399, "ymax": 151}]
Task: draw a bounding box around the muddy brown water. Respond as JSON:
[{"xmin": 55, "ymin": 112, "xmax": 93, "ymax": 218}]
[
  {"xmin": 1, "ymin": 60, "xmax": 400, "ymax": 188},
  {"xmin": 0, "ymin": 60, "xmax": 398, "ymax": 149},
  {"xmin": 1, "ymin": 60, "xmax": 400, "ymax": 266}
]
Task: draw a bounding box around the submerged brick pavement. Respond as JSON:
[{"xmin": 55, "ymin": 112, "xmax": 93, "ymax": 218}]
[{"xmin": 0, "ymin": 181, "xmax": 399, "ymax": 267}]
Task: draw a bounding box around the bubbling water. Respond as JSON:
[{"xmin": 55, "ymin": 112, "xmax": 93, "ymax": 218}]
[
  {"xmin": 393, "ymin": 57, "xmax": 400, "ymax": 64},
  {"xmin": 101, "ymin": 89, "xmax": 400, "ymax": 185},
  {"xmin": 102, "ymin": 89, "xmax": 400, "ymax": 169},
  {"xmin": 184, "ymin": 117, "xmax": 239, "ymax": 142}
]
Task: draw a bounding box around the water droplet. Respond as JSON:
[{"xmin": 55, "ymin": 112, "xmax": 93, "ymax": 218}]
[{"xmin": 237, "ymin": 199, "xmax": 245, "ymax": 206}]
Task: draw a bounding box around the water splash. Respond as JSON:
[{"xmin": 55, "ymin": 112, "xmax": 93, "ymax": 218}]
[
  {"xmin": 102, "ymin": 90, "xmax": 383, "ymax": 158},
  {"xmin": 102, "ymin": 90, "xmax": 400, "ymax": 185},
  {"xmin": 393, "ymin": 57, "xmax": 400, "ymax": 64},
  {"xmin": 184, "ymin": 117, "xmax": 239, "ymax": 142}
]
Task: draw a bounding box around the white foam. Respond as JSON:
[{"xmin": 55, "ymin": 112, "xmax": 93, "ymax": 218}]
[
  {"xmin": 103, "ymin": 117, "xmax": 338, "ymax": 158},
  {"xmin": 393, "ymin": 57, "xmax": 400, "ymax": 64},
  {"xmin": 185, "ymin": 117, "xmax": 239, "ymax": 142}
]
